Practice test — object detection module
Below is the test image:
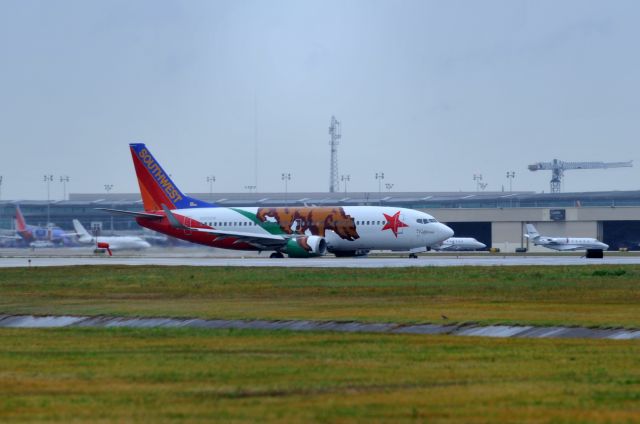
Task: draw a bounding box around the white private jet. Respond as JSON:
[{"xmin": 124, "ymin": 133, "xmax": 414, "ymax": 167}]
[
  {"xmin": 432, "ymin": 237, "xmax": 486, "ymax": 251},
  {"xmin": 73, "ymin": 219, "xmax": 151, "ymax": 251},
  {"xmin": 98, "ymin": 143, "xmax": 454, "ymax": 258},
  {"xmin": 524, "ymin": 224, "xmax": 608, "ymax": 256}
]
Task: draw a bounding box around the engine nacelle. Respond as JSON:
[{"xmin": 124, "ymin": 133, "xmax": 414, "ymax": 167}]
[
  {"xmin": 283, "ymin": 236, "xmax": 327, "ymax": 258},
  {"xmin": 96, "ymin": 241, "xmax": 112, "ymax": 256}
]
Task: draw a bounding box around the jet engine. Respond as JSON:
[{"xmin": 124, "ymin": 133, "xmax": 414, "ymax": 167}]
[
  {"xmin": 283, "ymin": 236, "xmax": 327, "ymax": 258},
  {"xmin": 96, "ymin": 241, "xmax": 112, "ymax": 256}
]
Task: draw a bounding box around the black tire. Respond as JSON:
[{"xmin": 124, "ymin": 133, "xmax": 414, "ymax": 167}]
[{"xmin": 270, "ymin": 252, "xmax": 284, "ymax": 259}]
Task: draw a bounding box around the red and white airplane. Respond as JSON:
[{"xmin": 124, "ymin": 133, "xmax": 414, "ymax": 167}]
[{"xmin": 99, "ymin": 143, "xmax": 453, "ymax": 258}]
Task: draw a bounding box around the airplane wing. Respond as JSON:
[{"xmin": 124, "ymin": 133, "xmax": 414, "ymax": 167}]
[
  {"xmin": 0, "ymin": 235, "xmax": 21, "ymax": 240},
  {"xmin": 161, "ymin": 205, "xmax": 288, "ymax": 250},
  {"xmin": 95, "ymin": 208, "xmax": 164, "ymax": 220}
]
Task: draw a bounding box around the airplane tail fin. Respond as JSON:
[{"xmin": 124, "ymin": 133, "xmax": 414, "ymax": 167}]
[
  {"xmin": 129, "ymin": 143, "xmax": 214, "ymax": 211},
  {"xmin": 15, "ymin": 205, "xmax": 27, "ymax": 232},
  {"xmin": 524, "ymin": 224, "xmax": 540, "ymax": 239},
  {"xmin": 72, "ymin": 219, "xmax": 93, "ymax": 242}
]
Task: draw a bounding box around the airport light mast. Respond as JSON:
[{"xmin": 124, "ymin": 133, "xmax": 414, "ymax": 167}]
[
  {"xmin": 104, "ymin": 184, "xmax": 114, "ymax": 233},
  {"xmin": 44, "ymin": 174, "xmax": 53, "ymax": 227},
  {"xmin": 341, "ymin": 174, "xmax": 350, "ymax": 194},
  {"xmin": 328, "ymin": 116, "xmax": 341, "ymax": 193},
  {"xmin": 281, "ymin": 173, "xmax": 291, "ymax": 205},
  {"xmin": 528, "ymin": 159, "xmax": 633, "ymax": 193},
  {"xmin": 59, "ymin": 176, "xmax": 70, "ymax": 201}
]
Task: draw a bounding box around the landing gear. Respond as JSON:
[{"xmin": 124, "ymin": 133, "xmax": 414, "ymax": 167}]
[
  {"xmin": 409, "ymin": 253, "xmax": 418, "ymax": 259},
  {"xmin": 270, "ymin": 252, "xmax": 285, "ymax": 259}
]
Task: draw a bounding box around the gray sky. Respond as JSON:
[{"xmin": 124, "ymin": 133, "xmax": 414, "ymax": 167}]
[{"xmin": 1, "ymin": 0, "xmax": 639, "ymax": 200}]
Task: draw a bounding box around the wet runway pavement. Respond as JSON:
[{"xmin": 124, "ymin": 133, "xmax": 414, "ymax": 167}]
[
  {"xmin": 1, "ymin": 314, "xmax": 638, "ymax": 340},
  {"xmin": 2, "ymin": 254, "xmax": 640, "ymax": 268}
]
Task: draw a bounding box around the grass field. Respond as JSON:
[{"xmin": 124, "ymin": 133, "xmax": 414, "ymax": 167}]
[
  {"xmin": 1, "ymin": 265, "xmax": 639, "ymax": 422},
  {"xmin": 1, "ymin": 327, "xmax": 639, "ymax": 423},
  {"xmin": 0, "ymin": 265, "xmax": 639, "ymax": 327}
]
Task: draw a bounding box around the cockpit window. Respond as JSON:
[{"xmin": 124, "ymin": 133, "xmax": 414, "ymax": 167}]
[{"xmin": 428, "ymin": 218, "xmax": 438, "ymax": 223}]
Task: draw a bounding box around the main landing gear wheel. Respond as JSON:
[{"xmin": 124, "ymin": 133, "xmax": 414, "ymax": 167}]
[
  {"xmin": 409, "ymin": 253, "xmax": 418, "ymax": 259},
  {"xmin": 270, "ymin": 252, "xmax": 285, "ymax": 259}
]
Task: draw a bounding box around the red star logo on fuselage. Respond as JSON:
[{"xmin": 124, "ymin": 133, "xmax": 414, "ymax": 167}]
[{"xmin": 381, "ymin": 211, "xmax": 408, "ymax": 238}]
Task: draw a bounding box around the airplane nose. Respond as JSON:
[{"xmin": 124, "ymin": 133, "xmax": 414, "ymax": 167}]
[{"xmin": 440, "ymin": 224, "xmax": 454, "ymax": 240}]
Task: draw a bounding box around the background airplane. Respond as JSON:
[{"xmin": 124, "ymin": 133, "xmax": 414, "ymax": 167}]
[
  {"xmin": 524, "ymin": 224, "xmax": 608, "ymax": 253},
  {"xmin": 73, "ymin": 219, "xmax": 151, "ymax": 250},
  {"xmin": 0, "ymin": 205, "xmax": 76, "ymax": 247},
  {"xmin": 99, "ymin": 143, "xmax": 454, "ymax": 258},
  {"xmin": 432, "ymin": 237, "xmax": 486, "ymax": 251}
]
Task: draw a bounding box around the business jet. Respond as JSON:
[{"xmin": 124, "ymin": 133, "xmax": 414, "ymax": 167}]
[
  {"xmin": 524, "ymin": 224, "xmax": 608, "ymax": 257},
  {"xmin": 432, "ymin": 237, "xmax": 486, "ymax": 251},
  {"xmin": 98, "ymin": 143, "xmax": 454, "ymax": 258},
  {"xmin": 72, "ymin": 219, "xmax": 151, "ymax": 250}
]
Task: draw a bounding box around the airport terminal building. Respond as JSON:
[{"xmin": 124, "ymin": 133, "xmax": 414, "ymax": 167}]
[{"xmin": 2, "ymin": 190, "xmax": 640, "ymax": 251}]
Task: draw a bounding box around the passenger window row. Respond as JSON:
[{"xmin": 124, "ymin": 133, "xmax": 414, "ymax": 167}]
[{"xmin": 204, "ymin": 221, "xmax": 256, "ymax": 227}]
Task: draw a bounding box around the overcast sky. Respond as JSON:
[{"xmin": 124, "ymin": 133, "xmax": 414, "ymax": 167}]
[{"xmin": 1, "ymin": 0, "xmax": 639, "ymax": 200}]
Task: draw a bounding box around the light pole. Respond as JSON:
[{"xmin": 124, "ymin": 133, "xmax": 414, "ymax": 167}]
[
  {"xmin": 59, "ymin": 175, "xmax": 70, "ymax": 201},
  {"xmin": 385, "ymin": 183, "xmax": 394, "ymax": 192},
  {"xmin": 44, "ymin": 174, "xmax": 53, "ymax": 226},
  {"xmin": 104, "ymin": 184, "xmax": 114, "ymax": 233},
  {"xmin": 341, "ymin": 174, "xmax": 350, "ymax": 195},
  {"xmin": 473, "ymin": 174, "xmax": 483, "ymax": 192},
  {"xmin": 207, "ymin": 175, "xmax": 216, "ymax": 200},
  {"xmin": 375, "ymin": 172, "xmax": 384, "ymax": 204},
  {"xmin": 244, "ymin": 185, "xmax": 256, "ymax": 193},
  {"xmin": 506, "ymin": 171, "xmax": 515, "ymax": 192},
  {"xmin": 281, "ymin": 173, "xmax": 291, "ymax": 206},
  {"xmin": 0, "ymin": 175, "xmax": 3, "ymax": 201}
]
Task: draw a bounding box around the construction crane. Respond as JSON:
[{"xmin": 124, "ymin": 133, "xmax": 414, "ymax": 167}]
[{"xmin": 528, "ymin": 159, "xmax": 633, "ymax": 193}]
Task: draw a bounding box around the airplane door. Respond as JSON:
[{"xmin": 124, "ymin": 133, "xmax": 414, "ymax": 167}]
[{"xmin": 184, "ymin": 217, "xmax": 192, "ymax": 235}]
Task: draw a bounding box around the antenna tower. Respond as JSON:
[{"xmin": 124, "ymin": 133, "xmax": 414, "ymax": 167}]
[{"xmin": 328, "ymin": 116, "xmax": 341, "ymax": 192}]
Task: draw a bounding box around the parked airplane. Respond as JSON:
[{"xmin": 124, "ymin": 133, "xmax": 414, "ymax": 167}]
[
  {"xmin": 0, "ymin": 205, "xmax": 76, "ymax": 246},
  {"xmin": 72, "ymin": 219, "xmax": 151, "ymax": 250},
  {"xmin": 98, "ymin": 143, "xmax": 454, "ymax": 258},
  {"xmin": 432, "ymin": 237, "xmax": 486, "ymax": 251},
  {"xmin": 524, "ymin": 224, "xmax": 608, "ymax": 256}
]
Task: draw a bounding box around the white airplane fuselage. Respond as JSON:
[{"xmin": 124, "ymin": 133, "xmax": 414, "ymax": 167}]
[
  {"xmin": 531, "ymin": 237, "xmax": 608, "ymax": 251},
  {"xmin": 433, "ymin": 237, "xmax": 486, "ymax": 251},
  {"xmin": 136, "ymin": 205, "xmax": 453, "ymax": 254},
  {"xmin": 81, "ymin": 236, "xmax": 151, "ymax": 251}
]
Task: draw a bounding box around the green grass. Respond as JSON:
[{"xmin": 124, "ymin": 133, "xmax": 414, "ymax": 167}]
[
  {"xmin": 1, "ymin": 265, "xmax": 640, "ymax": 327},
  {"xmin": 1, "ymin": 266, "xmax": 640, "ymax": 422},
  {"xmin": 0, "ymin": 327, "xmax": 639, "ymax": 423}
]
